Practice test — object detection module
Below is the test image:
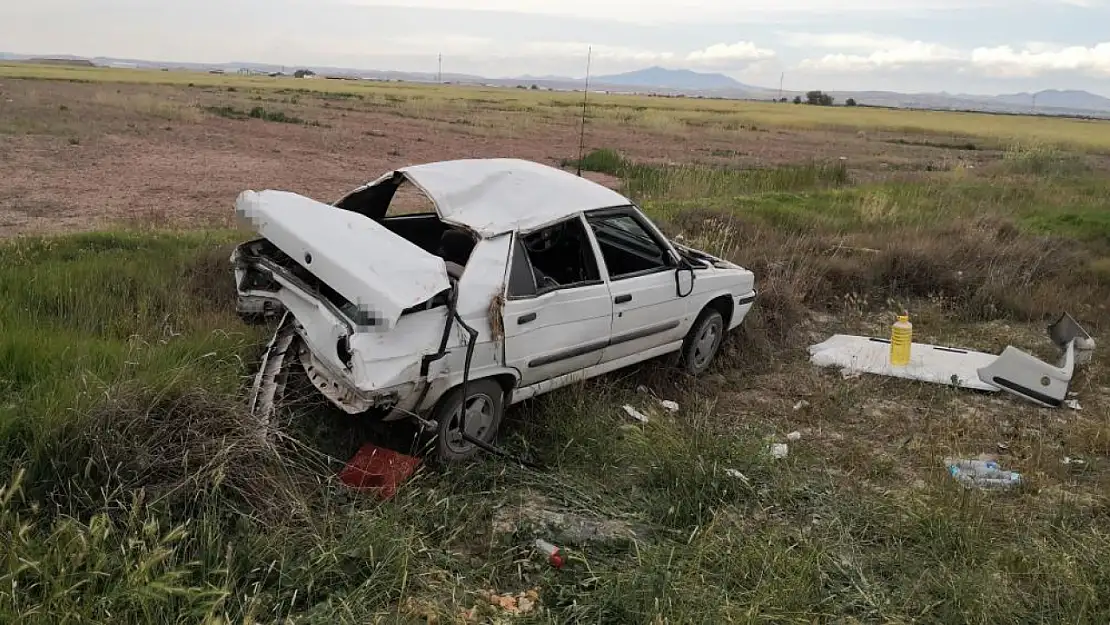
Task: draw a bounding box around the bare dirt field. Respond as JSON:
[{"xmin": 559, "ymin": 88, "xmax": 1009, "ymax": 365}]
[{"xmin": 0, "ymin": 77, "xmax": 1003, "ymax": 236}]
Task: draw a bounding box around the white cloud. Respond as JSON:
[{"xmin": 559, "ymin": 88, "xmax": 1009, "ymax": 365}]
[
  {"xmin": 340, "ymin": 0, "xmax": 1039, "ymax": 26},
  {"xmin": 685, "ymin": 41, "xmax": 776, "ymax": 67},
  {"xmin": 525, "ymin": 41, "xmax": 675, "ymax": 62},
  {"xmin": 794, "ymin": 34, "xmax": 1110, "ymax": 79},
  {"xmin": 781, "ymin": 32, "xmax": 913, "ymax": 51},
  {"xmin": 971, "ymin": 42, "xmax": 1110, "ymax": 76},
  {"xmin": 381, "ymin": 37, "xmax": 774, "ymax": 69},
  {"xmin": 799, "ymin": 40, "xmax": 963, "ymax": 71}
]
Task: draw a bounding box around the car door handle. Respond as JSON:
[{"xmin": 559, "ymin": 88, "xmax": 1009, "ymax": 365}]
[
  {"xmin": 614, "ymin": 294, "xmax": 632, "ymax": 304},
  {"xmin": 518, "ymin": 312, "xmax": 537, "ymax": 324}
]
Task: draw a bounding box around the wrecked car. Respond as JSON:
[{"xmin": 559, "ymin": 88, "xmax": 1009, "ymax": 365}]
[{"xmin": 231, "ymin": 158, "xmax": 756, "ymax": 461}]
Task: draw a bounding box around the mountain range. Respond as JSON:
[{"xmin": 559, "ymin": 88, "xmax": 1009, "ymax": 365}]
[{"xmin": 4, "ymin": 53, "xmax": 1110, "ymax": 117}]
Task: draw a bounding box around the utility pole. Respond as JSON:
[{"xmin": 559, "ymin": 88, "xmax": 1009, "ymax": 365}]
[
  {"xmin": 575, "ymin": 46, "xmax": 593, "ymax": 177},
  {"xmin": 778, "ymin": 72, "xmax": 784, "ymax": 101},
  {"xmin": 437, "ymin": 53, "xmax": 442, "ymax": 83},
  {"xmin": 1031, "ymin": 92, "xmax": 1037, "ymax": 113}
]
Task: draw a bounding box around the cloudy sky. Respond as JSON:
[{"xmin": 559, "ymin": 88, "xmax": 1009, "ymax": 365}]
[{"xmin": 4, "ymin": 0, "xmax": 1110, "ymax": 95}]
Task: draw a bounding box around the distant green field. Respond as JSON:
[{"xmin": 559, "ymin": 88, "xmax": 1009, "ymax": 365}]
[{"xmin": 4, "ymin": 61, "xmax": 1110, "ymax": 150}]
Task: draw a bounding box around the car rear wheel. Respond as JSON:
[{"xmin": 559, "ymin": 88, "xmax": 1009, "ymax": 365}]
[
  {"xmin": 679, "ymin": 308, "xmax": 724, "ymax": 376},
  {"xmin": 431, "ymin": 379, "xmax": 504, "ymax": 463}
]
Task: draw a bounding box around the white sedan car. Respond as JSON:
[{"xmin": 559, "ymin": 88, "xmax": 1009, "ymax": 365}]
[{"xmin": 232, "ymin": 158, "xmax": 756, "ymax": 461}]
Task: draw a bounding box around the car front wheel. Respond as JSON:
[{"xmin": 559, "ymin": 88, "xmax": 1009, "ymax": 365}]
[
  {"xmin": 680, "ymin": 308, "xmax": 724, "ymax": 376},
  {"xmin": 431, "ymin": 379, "xmax": 504, "ymax": 463}
]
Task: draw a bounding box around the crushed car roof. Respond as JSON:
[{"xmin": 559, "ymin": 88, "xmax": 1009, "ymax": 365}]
[{"xmin": 395, "ymin": 158, "xmax": 634, "ymax": 238}]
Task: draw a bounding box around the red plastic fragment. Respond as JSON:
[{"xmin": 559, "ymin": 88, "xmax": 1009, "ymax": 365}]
[{"xmin": 338, "ymin": 443, "xmax": 422, "ymax": 500}]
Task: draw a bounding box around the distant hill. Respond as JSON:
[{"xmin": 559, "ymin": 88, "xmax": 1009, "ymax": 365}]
[
  {"xmin": 591, "ymin": 66, "xmax": 752, "ymax": 91},
  {"xmin": 991, "ymin": 89, "xmax": 1110, "ymax": 112},
  {"xmin": 4, "ymin": 51, "xmax": 1110, "ymax": 117}
]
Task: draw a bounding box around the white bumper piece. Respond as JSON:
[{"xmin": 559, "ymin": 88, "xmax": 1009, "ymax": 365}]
[
  {"xmin": 809, "ymin": 313, "xmax": 1095, "ymax": 408},
  {"xmin": 808, "ymin": 335, "xmax": 1000, "ymax": 392}
]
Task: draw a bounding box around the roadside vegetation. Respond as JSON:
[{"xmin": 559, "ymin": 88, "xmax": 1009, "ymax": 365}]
[{"xmin": 1, "ymin": 68, "xmax": 1110, "ymax": 622}]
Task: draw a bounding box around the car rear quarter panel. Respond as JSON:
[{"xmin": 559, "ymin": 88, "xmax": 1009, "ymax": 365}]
[{"xmin": 414, "ymin": 232, "xmax": 517, "ymax": 411}]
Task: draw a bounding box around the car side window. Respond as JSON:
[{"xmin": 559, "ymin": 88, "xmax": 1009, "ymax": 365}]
[
  {"xmin": 507, "ymin": 217, "xmax": 602, "ymax": 299},
  {"xmin": 507, "ymin": 235, "xmax": 537, "ymax": 298},
  {"xmin": 586, "ymin": 210, "xmax": 672, "ymax": 280}
]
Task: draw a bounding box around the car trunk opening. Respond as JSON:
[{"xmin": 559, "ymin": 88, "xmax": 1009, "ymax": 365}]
[{"xmin": 235, "ymin": 189, "xmax": 452, "ymax": 329}]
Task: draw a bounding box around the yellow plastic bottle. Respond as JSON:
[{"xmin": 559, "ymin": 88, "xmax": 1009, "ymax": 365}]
[{"xmin": 889, "ymin": 313, "xmax": 912, "ymax": 366}]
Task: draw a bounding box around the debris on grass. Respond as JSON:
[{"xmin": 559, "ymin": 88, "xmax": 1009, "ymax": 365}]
[
  {"xmin": 337, "ymin": 442, "xmax": 421, "ymax": 500},
  {"xmin": 477, "ymin": 588, "xmax": 541, "ymax": 617},
  {"xmin": 810, "ymin": 312, "xmax": 1096, "ymax": 409},
  {"xmin": 659, "ymin": 399, "xmax": 680, "ymax": 412},
  {"xmin": 787, "ymin": 431, "xmax": 802, "ymax": 441},
  {"xmin": 1065, "ymin": 399, "xmax": 1082, "ymax": 410},
  {"xmin": 770, "ymin": 443, "xmax": 789, "ymax": 459},
  {"xmin": 622, "ymin": 404, "xmax": 649, "ymax": 423},
  {"xmin": 945, "ymin": 457, "xmax": 1022, "ymax": 489},
  {"xmin": 793, "ymin": 400, "xmax": 810, "ymax": 411},
  {"xmin": 724, "ymin": 468, "xmax": 750, "ymax": 484},
  {"xmin": 533, "ymin": 538, "xmax": 565, "ymax": 569},
  {"xmin": 491, "ymin": 492, "xmax": 640, "ymax": 547}
]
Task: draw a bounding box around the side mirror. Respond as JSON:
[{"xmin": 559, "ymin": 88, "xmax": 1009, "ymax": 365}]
[{"xmin": 674, "ymin": 261, "xmax": 695, "ymax": 297}]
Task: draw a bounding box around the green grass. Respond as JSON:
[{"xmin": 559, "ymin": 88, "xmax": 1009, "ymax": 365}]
[
  {"xmin": 3, "ymin": 176, "xmax": 1110, "ymax": 622},
  {"xmin": 204, "ymin": 104, "xmax": 322, "ymax": 126}
]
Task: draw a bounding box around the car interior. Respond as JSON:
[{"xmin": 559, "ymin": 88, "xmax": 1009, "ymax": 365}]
[
  {"xmin": 335, "ymin": 176, "xmax": 670, "ymax": 295},
  {"xmin": 585, "ymin": 211, "xmax": 672, "ymax": 279},
  {"xmin": 508, "ymin": 217, "xmax": 602, "ymax": 297},
  {"xmin": 334, "ymin": 175, "xmax": 478, "ymax": 278}
]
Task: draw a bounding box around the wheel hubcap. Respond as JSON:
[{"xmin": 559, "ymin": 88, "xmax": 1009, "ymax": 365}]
[
  {"xmin": 446, "ymin": 393, "xmax": 494, "ymax": 452},
  {"xmin": 692, "ymin": 321, "xmax": 721, "ymax": 370}
]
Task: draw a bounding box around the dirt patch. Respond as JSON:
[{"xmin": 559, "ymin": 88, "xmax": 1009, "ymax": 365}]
[{"xmin": 0, "ymin": 78, "xmax": 1001, "ymax": 237}]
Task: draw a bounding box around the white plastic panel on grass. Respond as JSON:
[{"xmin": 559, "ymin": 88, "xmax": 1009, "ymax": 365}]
[{"xmin": 809, "ymin": 335, "xmax": 1000, "ymax": 391}]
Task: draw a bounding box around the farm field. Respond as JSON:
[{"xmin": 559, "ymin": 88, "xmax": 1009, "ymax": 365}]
[{"xmin": 2, "ymin": 64, "xmax": 1110, "ymax": 623}]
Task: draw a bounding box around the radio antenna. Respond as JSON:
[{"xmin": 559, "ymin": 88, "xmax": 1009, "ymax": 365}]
[{"xmin": 575, "ymin": 45, "xmax": 592, "ymax": 177}]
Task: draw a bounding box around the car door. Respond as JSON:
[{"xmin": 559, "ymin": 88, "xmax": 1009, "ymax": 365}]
[
  {"xmin": 585, "ymin": 207, "xmax": 690, "ymax": 364},
  {"xmin": 501, "ymin": 216, "xmax": 614, "ymax": 387}
]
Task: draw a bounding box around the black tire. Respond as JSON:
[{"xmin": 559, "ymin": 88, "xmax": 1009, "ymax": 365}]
[
  {"xmin": 679, "ymin": 307, "xmax": 725, "ymax": 376},
  {"xmin": 430, "ymin": 379, "xmax": 504, "ymax": 463}
]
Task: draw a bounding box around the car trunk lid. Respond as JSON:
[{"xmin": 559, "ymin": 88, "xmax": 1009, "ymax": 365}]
[{"xmin": 235, "ymin": 189, "xmax": 450, "ymax": 329}]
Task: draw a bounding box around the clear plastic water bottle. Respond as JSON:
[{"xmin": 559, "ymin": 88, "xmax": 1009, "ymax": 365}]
[{"xmin": 945, "ymin": 457, "xmax": 1022, "ymax": 489}]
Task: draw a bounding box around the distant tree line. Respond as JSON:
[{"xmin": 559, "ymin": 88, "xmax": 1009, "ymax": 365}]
[{"xmin": 777, "ymin": 90, "xmax": 859, "ymax": 107}]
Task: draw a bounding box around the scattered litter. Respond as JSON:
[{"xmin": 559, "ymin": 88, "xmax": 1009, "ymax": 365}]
[
  {"xmin": 770, "ymin": 443, "xmax": 789, "ymax": 459},
  {"xmin": 1065, "ymin": 399, "xmax": 1082, "ymax": 410},
  {"xmin": 491, "ymin": 492, "xmax": 640, "ymax": 547},
  {"xmin": 810, "ymin": 334, "xmax": 998, "ymax": 391},
  {"xmin": 478, "ymin": 588, "xmax": 541, "ymax": 616},
  {"xmin": 636, "ymin": 385, "xmax": 650, "ymax": 395},
  {"xmin": 724, "ymin": 468, "xmax": 750, "ymax": 484},
  {"xmin": 793, "ymin": 400, "xmax": 810, "ymax": 411},
  {"xmin": 840, "ymin": 370, "xmax": 862, "ymax": 380},
  {"xmin": 787, "ymin": 431, "xmax": 802, "ymax": 442},
  {"xmin": 997, "ymin": 442, "xmax": 1010, "ymax": 452},
  {"xmin": 659, "ymin": 399, "xmax": 680, "ymax": 413},
  {"xmin": 337, "ymin": 442, "xmax": 421, "ymax": 500},
  {"xmin": 533, "ymin": 538, "xmax": 565, "ymax": 569},
  {"xmin": 622, "ymin": 404, "xmax": 649, "ymax": 423},
  {"xmin": 810, "ymin": 312, "xmax": 1095, "ymax": 409},
  {"xmin": 1063, "ymin": 456, "xmax": 1087, "ymax": 466},
  {"xmin": 945, "ymin": 457, "xmax": 1022, "ymax": 489}
]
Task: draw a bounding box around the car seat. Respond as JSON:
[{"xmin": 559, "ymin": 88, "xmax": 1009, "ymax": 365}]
[{"xmin": 438, "ymin": 229, "xmax": 475, "ymax": 280}]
